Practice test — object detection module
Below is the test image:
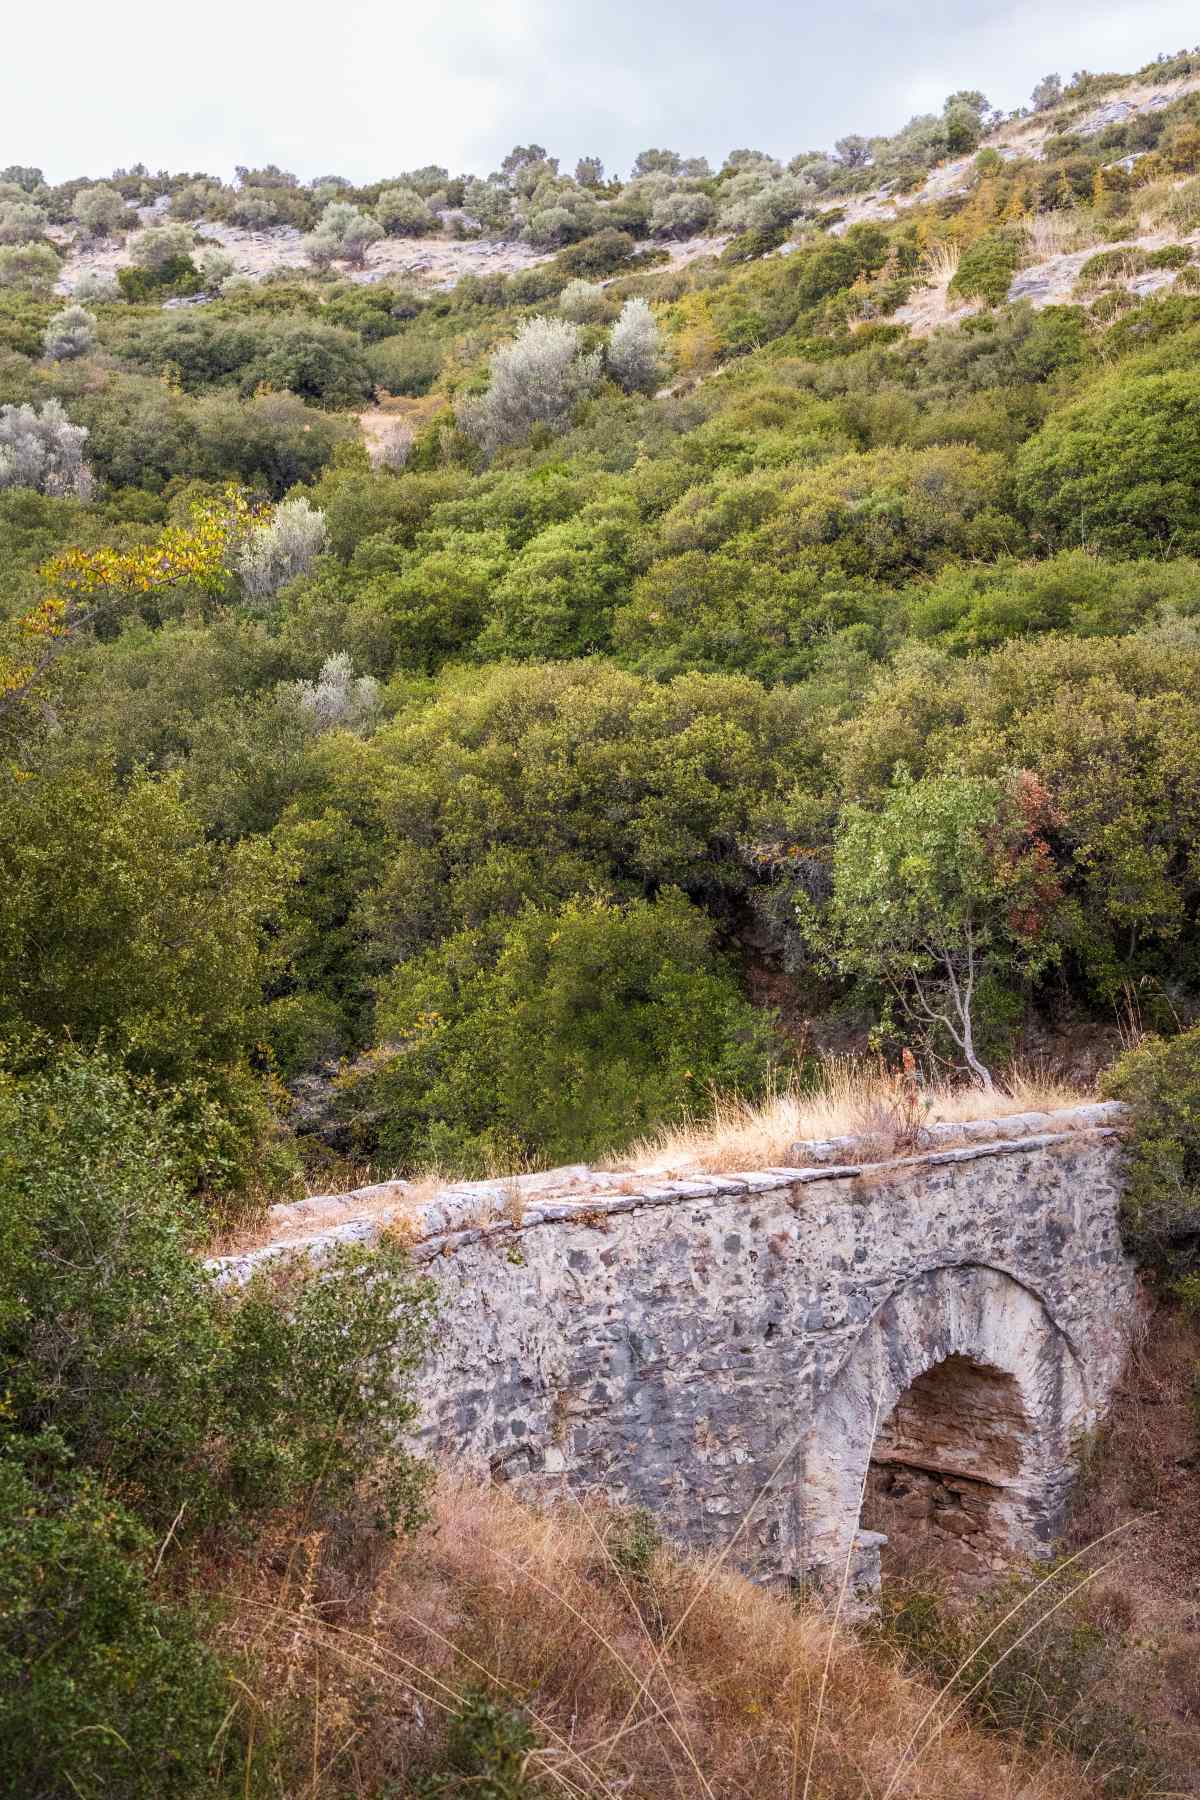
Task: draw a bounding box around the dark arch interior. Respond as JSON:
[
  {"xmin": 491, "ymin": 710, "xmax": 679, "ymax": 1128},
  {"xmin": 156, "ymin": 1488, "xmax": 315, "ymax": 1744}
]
[{"xmin": 859, "ymin": 1353, "xmax": 1030, "ymax": 1595}]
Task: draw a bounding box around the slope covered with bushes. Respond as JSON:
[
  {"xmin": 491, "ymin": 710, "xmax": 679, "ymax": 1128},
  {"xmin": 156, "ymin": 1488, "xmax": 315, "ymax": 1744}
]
[{"xmin": 7, "ymin": 38, "xmax": 1200, "ymax": 1799}]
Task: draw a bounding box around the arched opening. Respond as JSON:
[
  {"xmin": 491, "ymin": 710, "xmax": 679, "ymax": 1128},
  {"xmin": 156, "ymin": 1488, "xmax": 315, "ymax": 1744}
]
[
  {"xmin": 798, "ymin": 1265, "xmax": 1092, "ymax": 1606},
  {"xmin": 860, "ymin": 1353, "xmax": 1030, "ymax": 1594}
]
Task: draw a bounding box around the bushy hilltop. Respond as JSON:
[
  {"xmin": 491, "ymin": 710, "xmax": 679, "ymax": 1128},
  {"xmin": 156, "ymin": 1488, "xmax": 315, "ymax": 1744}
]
[
  {"xmin": 5, "ymin": 42, "xmax": 1200, "ymax": 1205},
  {"xmin": 1, "ymin": 48, "xmax": 1200, "ymax": 299}
]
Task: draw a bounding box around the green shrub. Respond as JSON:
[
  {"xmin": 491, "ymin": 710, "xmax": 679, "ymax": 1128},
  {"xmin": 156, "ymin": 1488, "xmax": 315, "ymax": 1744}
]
[
  {"xmin": 476, "ymin": 496, "xmax": 636, "ymax": 659},
  {"xmin": 1101, "ymin": 1029, "xmax": 1200, "ymax": 1279},
  {"xmin": 345, "ymin": 890, "xmax": 780, "ymax": 1172},
  {"xmin": 117, "ymin": 255, "xmax": 202, "ymax": 301},
  {"xmin": 1016, "ymin": 368, "xmax": 1200, "ymax": 554},
  {"xmin": 0, "ymin": 1049, "xmax": 436, "ymax": 1530},
  {"xmin": 1145, "ymin": 243, "xmax": 1194, "ymax": 271},
  {"xmin": 905, "ymin": 549, "xmax": 1200, "ymax": 651},
  {"xmin": 949, "ymin": 231, "xmax": 1021, "ymax": 306},
  {"xmin": 0, "ymin": 1436, "xmax": 234, "ymax": 1800},
  {"xmin": 199, "ymin": 389, "xmax": 348, "ymax": 489},
  {"xmin": 0, "ymin": 768, "xmax": 285, "ymax": 1191},
  {"xmin": 1078, "ymin": 245, "xmax": 1149, "ymax": 283},
  {"xmin": 0, "ymin": 1050, "xmax": 437, "ymax": 1793},
  {"xmin": 555, "ymin": 228, "xmax": 636, "ymax": 276},
  {"xmin": 240, "ymin": 319, "xmax": 372, "ymax": 406},
  {"xmin": 412, "ymin": 1692, "xmax": 544, "ymax": 1798},
  {"xmin": 366, "ymin": 330, "xmax": 444, "ymax": 395}
]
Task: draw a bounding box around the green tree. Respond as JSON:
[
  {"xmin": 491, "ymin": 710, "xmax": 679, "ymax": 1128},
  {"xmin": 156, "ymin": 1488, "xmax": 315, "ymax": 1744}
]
[
  {"xmin": 0, "ymin": 1050, "xmax": 436, "ymax": 1793},
  {"xmin": 0, "ymin": 1438, "xmax": 233, "ymax": 1800},
  {"xmin": 803, "ymin": 769, "xmax": 1069, "ymax": 1088},
  {"xmin": 1101, "ymin": 1028, "xmax": 1200, "ymax": 1279},
  {"xmin": 0, "ymin": 768, "xmax": 286, "ymax": 1191},
  {"xmin": 476, "ymin": 497, "xmax": 636, "ymax": 660}
]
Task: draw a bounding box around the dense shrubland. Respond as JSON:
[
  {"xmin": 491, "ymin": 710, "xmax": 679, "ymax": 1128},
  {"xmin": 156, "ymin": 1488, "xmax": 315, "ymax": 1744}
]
[
  {"xmin": 8, "ymin": 43, "xmax": 1200, "ymax": 1798},
  {"xmin": 6, "ymin": 60, "xmax": 1200, "ymax": 1195}
]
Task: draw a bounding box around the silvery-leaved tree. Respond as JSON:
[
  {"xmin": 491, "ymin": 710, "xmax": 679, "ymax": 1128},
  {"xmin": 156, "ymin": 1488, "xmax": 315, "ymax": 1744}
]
[
  {"xmin": 303, "ymin": 201, "xmax": 383, "ymax": 270},
  {"xmin": 72, "ymin": 182, "xmax": 127, "ymax": 237},
  {"xmin": 42, "ymin": 305, "xmax": 96, "ymax": 362},
  {"xmin": 607, "ymin": 297, "xmax": 663, "ymax": 393},
  {"xmin": 456, "ymin": 316, "xmax": 602, "ymax": 454},
  {"xmin": 798, "ymin": 767, "xmax": 1070, "ymax": 1090},
  {"xmin": 0, "ymin": 399, "xmax": 93, "ymax": 499},
  {"xmin": 234, "ymin": 497, "xmax": 328, "ymax": 601}
]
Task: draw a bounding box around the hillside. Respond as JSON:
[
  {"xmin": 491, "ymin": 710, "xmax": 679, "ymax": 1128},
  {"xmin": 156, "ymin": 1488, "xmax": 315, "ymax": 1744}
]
[{"xmin": 6, "ymin": 35, "xmax": 1200, "ymax": 1800}]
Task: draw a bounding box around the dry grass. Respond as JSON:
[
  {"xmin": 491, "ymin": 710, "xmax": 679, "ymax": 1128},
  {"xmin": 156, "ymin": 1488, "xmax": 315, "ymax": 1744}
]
[
  {"xmin": 920, "ymin": 238, "xmax": 961, "ymax": 288},
  {"xmin": 893, "ymin": 240, "xmax": 982, "ymax": 336},
  {"xmin": 1019, "ymin": 210, "xmax": 1106, "ymax": 264},
  {"xmin": 1060, "ymin": 1299, "xmax": 1200, "ymax": 1790},
  {"xmin": 214, "ymin": 1061, "xmax": 1092, "ymax": 1258},
  {"xmin": 614, "ymin": 1061, "xmax": 1090, "ymax": 1178},
  {"xmin": 212, "ymin": 1476, "xmax": 1103, "ymax": 1799}
]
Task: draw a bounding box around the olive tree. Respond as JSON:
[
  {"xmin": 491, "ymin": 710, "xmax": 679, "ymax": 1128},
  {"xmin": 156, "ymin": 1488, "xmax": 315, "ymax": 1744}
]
[
  {"xmin": 834, "ymin": 134, "xmax": 873, "ymax": 168},
  {"xmin": 0, "ymin": 242, "xmax": 60, "ymax": 294},
  {"xmin": 607, "ymin": 297, "xmax": 663, "ymax": 393},
  {"xmin": 456, "ymin": 316, "xmax": 602, "ymax": 454},
  {"xmin": 130, "ymin": 223, "xmax": 195, "ymax": 272},
  {"xmin": 1031, "ymin": 73, "xmax": 1063, "ymax": 112},
  {"xmin": 649, "ymin": 188, "xmax": 717, "ymax": 238},
  {"xmin": 73, "ymin": 183, "xmax": 128, "ymax": 237},
  {"xmin": 72, "ymin": 268, "xmax": 118, "ymax": 302},
  {"xmin": 292, "ymin": 651, "xmax": 380, "ymax": 733},
  {"xmin": 375, "ymin": 185, "xmax": 434, "ymax": 236},
  {"xmin": 303, "ymin": 201, "xmax": 383, "ymax": 269},
  {"xmin": 0, "ymin": 399, "xmax": 93, "ymax": 498},
  {"xmin": 235, "ymin": 496, "xmax": 329, "ymax": 600},
  {"xmin": 800, "ymin": 769, "xmax": 1068, "ymax": 1089},
  {"xmin": 559, "ymin": 277, "xmax": 607, "ymax": 322},
  {"xmin": 43, "ymin": 304, "xmax": 97, "ymax": 362},
  {"xmin": 196, "ymin": 247, "xmax": 234, "ymax": 290},
  {"xmin": 0, "ymin": 202, "xmax": 46, "ymax": 245}
]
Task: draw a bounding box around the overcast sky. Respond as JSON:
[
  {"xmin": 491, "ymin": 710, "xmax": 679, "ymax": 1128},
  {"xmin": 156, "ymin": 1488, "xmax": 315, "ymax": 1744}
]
[{"xmin": 6, "ymin": 1, "xmax": 1199, "ymax": 185}]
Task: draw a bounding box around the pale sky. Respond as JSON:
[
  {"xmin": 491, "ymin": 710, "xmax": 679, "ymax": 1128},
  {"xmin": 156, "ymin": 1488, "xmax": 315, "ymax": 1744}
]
[{"xmin": 6, "ymin": 1, "xmax": 1199, "ymax": 185}]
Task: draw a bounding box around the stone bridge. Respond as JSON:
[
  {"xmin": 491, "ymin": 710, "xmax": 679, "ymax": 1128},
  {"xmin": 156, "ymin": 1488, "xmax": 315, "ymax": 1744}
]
[{"xmin": 219, "ymin": 1102, "xmax": 1136, "ymax": 1599}]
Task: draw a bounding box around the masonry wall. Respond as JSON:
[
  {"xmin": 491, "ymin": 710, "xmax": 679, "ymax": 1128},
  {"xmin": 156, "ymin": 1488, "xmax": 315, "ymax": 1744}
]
[
  {"xmin": 395, "ymin": 1106, "xmax": 1137, "ymax": 1585},
  {"xmin": 214, "ymin": 1104, "xmax": 1137, "ymax": 1590}
]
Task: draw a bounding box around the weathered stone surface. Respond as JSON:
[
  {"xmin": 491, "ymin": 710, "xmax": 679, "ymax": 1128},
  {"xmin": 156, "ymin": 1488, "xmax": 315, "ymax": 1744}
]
[{"xmin": 211, "ymin": 1105, "xmax": 1136, "ymax": 1596}]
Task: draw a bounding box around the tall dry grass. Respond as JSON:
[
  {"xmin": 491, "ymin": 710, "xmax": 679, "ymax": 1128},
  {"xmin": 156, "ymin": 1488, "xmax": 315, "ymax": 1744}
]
[
  {"xmin": 919, "ymin": 237, "xmax": 961, "ymax": 288},
  {"xmin": 1019, "ymin": 210, "xmax": 1107, "ymax": 263},
  {"xmin": 615, "ymin": 1060, "xmax": 1089, "ymax": 1178},
  {"xmin": 212, "ymin": 1477, "xmax": 1105, "ymax": 1799}
]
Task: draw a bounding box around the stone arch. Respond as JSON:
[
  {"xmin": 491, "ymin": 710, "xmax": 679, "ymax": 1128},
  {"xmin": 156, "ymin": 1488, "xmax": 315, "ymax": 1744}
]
[{"xmin": 795, "ymin": 1264, "xmax": 1092, "ymax": 1595}]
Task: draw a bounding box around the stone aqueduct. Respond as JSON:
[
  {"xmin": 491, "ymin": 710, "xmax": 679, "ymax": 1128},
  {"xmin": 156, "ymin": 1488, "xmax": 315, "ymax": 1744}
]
[{"xmin": 218, "ymin": 1103, "xmax": 1136, "ymax": 1598}]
